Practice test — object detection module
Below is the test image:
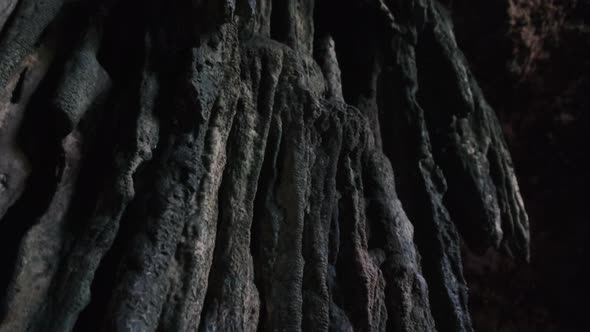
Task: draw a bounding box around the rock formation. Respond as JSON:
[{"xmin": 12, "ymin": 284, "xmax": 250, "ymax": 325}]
[
  {"xmin": 0, "ymin": 0, "xmax": 529, "ymax": 331},
  {"xmin": 440, "ymin": 1, "xmax": 590, "ymax": 331}
]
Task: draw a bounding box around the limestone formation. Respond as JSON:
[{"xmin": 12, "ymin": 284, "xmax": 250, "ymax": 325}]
[{"xmin": 0, "ymin": 0, "xmax": 528, "ymax": 331}]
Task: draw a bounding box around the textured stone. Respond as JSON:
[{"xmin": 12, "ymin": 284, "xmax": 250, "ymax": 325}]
[{"xmin": 0, "ymin": 0, "xmax": 529, "ymax": 331}]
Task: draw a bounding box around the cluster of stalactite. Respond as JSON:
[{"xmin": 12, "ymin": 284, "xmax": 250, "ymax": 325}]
[{"xmin": 0, "ymin": 0, "xmax": 528, "ymax": 331}]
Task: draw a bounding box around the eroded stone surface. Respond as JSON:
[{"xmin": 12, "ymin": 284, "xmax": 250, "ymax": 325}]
[{"xmin": 0, "ymin": 0, "xmax": 529, "ymax": 331}]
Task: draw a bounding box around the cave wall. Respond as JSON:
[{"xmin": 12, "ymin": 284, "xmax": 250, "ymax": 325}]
[
  {"xmin": 440, "ymin": 1, "xmax": 590, "ymax": 331},
  {"xmin": 0, "ymin": 0, "xmax": 529, "ymax": 331}
]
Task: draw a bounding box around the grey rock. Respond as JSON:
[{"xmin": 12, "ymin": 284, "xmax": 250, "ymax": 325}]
[{"xmin": 0, "ymin": 1, "xmax": 529, "ymax": 331}]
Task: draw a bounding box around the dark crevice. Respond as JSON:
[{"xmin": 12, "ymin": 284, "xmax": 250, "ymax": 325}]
[
  {"xmin": 332, "ymin": 152, "xmax": 367, "ymax": 331},
  {"xmin": 250, "ymin": 108, "xmax": 286, "ymax": 332},
  {"xmin": 311, "ymin": 0, "xmax": 326, "ymax": 59},
  {"xmin": 0, "ymin": 8, "xmax": 97, "ymax": 310},
  {"xmin": 71, "ymin": 197, "xmax": 134, "ymax": 332},
  {"xmin": 362, "ymin": 161, "xmax": 388, "ymax": 253},
  {"xmin": 47, "ymin": 96, "xmax": 118, "ymax": 330},
  {"xmin": 270, "ymin": 0, "xmax": 290, "ymax": 44},
  {"xmin": 415, "ymin": 21, "xmax": 499, "ymax": 254},
  {"xmin": 375, "ymin": 13, "xmax": 474, "ymax": 332},
  {"xmin": 361, "ymin": 154, "xmax": 388, "ymax": 253},
  {"xmin": 70, "ymin": 91, "xmax": 150, "ymax": 332},
  {"xmin": 408, "ymin": 181, "xmax": 467, "ymax": 332},
  {"xmin": 326, "ymin": 197, "xmax": 341, "ymax": 327},
  {"xmin": 327, "ymin": 1, "xmax": 380, "ymax": 106},
  {"xmin": 71, "ymin": 142, "xmax": 161, "ymax": 332},
  {"xmin": 9, "ymin": 67, "xmax": 27, "ymax": 103},
  {"xmin": 0, "ymin": 73, "xmax": 64, "ymax": 322},
  {"xmin": 62, "ymin": 1, "xmax": 153, "ymax": 329}
]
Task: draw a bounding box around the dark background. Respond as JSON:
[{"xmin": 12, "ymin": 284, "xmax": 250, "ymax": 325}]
[{"xmin": 442, "ymin": 0, "xmax": 590, "ymax": 331}]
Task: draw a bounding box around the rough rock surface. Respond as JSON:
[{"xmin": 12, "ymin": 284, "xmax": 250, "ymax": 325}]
[
  {"xmin": 0, "ymin": 0, "xmax": 528, "ymax": 331},
  {"xmin": 441, "ymin": 0, "xmax": 590, "ymax": 331}
]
